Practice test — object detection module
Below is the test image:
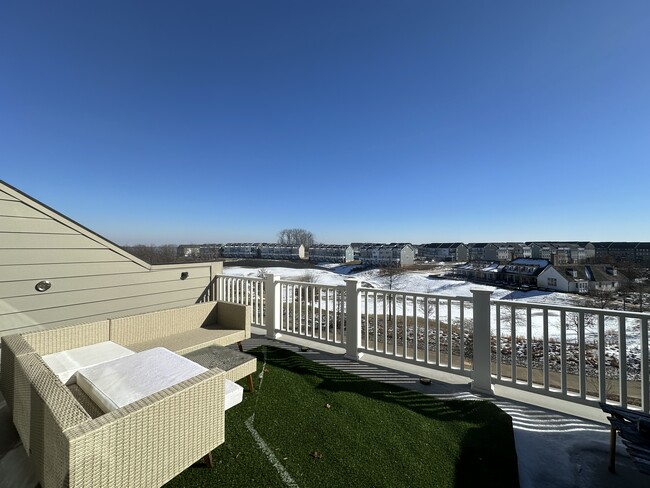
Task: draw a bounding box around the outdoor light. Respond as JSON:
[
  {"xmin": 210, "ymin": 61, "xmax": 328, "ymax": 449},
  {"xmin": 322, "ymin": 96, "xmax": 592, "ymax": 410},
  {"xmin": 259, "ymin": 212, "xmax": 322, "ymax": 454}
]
[
  {"xmin": 180, "ymin": 272, "xmax": 189, "ymax": 280},
  {"xmin": 35, "ymin": 280, "xmax": 52, "ymax": 292}
]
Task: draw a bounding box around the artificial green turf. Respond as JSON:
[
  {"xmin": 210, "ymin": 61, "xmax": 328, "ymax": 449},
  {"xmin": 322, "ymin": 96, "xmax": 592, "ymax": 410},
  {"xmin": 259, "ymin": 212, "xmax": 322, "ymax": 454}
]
[{"xmin": 165, "ymin": 346, "xmax": 519, "ymax": 488}]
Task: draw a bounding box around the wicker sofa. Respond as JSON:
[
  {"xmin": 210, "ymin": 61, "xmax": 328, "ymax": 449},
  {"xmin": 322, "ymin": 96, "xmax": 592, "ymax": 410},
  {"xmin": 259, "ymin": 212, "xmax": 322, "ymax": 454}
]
[{"xmin": 0, "ymin": 300, "xmax": 251, "ymax": 488}]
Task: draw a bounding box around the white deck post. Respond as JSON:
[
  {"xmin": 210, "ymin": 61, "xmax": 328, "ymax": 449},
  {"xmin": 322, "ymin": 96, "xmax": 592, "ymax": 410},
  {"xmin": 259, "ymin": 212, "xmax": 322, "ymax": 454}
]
[
  {"xmin": 345, "ymin": 279, "xmax": 363, "ymax": 361},
  {"xmin": 471, "ymin": 287, "xmax": 494, "ymax": 396},
  {"xmin": 265, "ymin": 274, "xmax": 281, "ymax": 339}
]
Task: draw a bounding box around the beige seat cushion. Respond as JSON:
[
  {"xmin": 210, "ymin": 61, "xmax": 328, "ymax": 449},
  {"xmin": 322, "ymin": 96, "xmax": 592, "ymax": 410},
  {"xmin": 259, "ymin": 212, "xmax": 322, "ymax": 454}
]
[{"xmin": 128, "ymin": 328, "xmax": 246, "ymax": 355}]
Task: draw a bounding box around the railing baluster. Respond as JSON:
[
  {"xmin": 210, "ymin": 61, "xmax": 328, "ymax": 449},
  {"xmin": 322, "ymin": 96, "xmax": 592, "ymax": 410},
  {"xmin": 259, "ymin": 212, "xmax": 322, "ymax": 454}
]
[
  {"xmin": 459, "ymin": 298, "xmax": 465, "ymax": 372},
  {"xmin": 641, "ymin": 317, "xmax": 649, "ymax": 413},
  {"xmin": 447, "ymin": 298, "xmax": 452, "ymax": 368},
  {"xmin": 511, "ymin": 305, "xmax": 516, "ymax": 384},
  {"xmin": 424, "ymin": 297, "xmax": 431, "ymax": 364},
  {"xmin": 619, "ymin": 316, "xmax": 627, "ymax": 408},
  {"xmin": 435, "ymin": 298, "xmax": 440, "ymax": 366},
  {"xmin": 526, "ymin": 307, "xmax": 532, "ymax": 388},
  {"xmin": 496, "ymin": 303, "xmax": 501, "ymax": 380},
  {"xmin": 400, "ymin": 295, "xmax": 409, "ymax": 358},
  {"xmin": 543, "ymin": 309, "xmax": 549, "ymax": 391},
  {"xmin": 413, "ymin": 296, "xmax": 419, "ymax": 361},
  {"xmin": 561, "ymin": 310, "xmax": 567, "ymax": 395},
  {"xmin": 598, "ymin": 312, "xmax": 606, "ymax": 403},
  {"xmin": 579, "ymin": 311, "xmax": 586, "ymax": 400}
]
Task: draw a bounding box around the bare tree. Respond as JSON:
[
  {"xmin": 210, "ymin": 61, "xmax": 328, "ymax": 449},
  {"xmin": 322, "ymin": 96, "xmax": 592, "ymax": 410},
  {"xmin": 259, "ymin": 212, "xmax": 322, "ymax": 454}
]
[
  {"xmin": 378, "ymin": 265, "xmax": 405, "ymax": 291},
  {"xmin": 588, "ymin": 288, "xmax": 617, "ymax": 309},
  {"xmin": 277, "ymin": 228, "xmax": 316, "ymax": 249},
  {"xmin": 378, "ymin": 266, "xmax": 406, "ymax": 324}
]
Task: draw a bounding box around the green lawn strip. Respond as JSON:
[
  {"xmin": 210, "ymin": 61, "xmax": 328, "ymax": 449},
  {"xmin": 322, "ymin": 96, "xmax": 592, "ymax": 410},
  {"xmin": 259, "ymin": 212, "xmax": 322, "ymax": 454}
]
[{"xmin": 166, "ymin": 346, "xmax": 518, "ymax": 488}]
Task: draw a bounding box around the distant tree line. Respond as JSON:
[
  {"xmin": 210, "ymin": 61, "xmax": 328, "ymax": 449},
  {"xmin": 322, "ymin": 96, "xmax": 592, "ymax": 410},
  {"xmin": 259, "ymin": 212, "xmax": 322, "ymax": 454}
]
[{"xmin": 121, "ymin": 244, "xmax": 181, "ymax": 265}]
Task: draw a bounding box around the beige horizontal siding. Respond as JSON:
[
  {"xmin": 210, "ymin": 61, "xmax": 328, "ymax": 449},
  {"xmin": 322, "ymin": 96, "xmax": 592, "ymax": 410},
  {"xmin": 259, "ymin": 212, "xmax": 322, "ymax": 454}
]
[
  {"xmin": 0, "ymin": 266, "xmax": 211, "ymax": 298},
  {"xmin": 1, "ymin": 286, "xmax": 208, "ymax": 333},
  {"xmin": 0, "ymin": 189, "xmax": 19, "ymax": 201},
  {"xmin": 1, "ymin": 276, "xmax": 209, "ymax": 313},
  {"xmin": 0, "ymin": 199, "xmax": 50, "ymax": 219},
  {"xmin": 0, "ymin": 216, "xmax": 78, "ymax": 234},
  {"xmin": 2, "ymin": 248, "xmax": 131, "ymax": 265},
  {"xmin": 0, "ymin": 233, "xmax": 107, "ymax": 249},
  {"xmin": 0, "ymin": 262, "xmax": 150, "ymax": 282}
]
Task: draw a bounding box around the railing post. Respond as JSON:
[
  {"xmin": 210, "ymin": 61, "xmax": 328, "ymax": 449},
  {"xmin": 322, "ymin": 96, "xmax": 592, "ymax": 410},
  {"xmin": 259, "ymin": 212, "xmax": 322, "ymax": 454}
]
[
  {"xmin": 470, "ymin": 288, "xmax": 494, "ymax": 396},
  {"xmin": 265, "ymin": 274, "xmax": 281, "ymax": 339},
  {"xmin": 345, "ymin": 279, "xmax": 363, "ymax": 361},
  {"xmin": 211, "ymin": 265, "xmax": 222, "ymax": 301}
]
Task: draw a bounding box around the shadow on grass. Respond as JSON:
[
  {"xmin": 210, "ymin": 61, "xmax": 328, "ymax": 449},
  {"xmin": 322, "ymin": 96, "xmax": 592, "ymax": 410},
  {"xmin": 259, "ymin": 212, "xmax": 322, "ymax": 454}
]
[{"xmin": 251, "ymin": 345, "xmax": 519, "ymax": 488}]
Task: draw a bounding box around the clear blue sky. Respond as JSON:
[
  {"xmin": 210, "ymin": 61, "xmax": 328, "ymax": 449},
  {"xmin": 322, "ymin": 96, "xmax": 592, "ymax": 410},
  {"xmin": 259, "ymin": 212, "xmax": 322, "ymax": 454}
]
[{"xmin": 2, "ymin": 1, "xmax": 649, "ymax": 245}]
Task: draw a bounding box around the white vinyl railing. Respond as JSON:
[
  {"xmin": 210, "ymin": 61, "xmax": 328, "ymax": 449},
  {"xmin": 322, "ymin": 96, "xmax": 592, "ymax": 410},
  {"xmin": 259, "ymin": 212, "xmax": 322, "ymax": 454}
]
[
  {"xmin": 357, "ymin": 286, "xmax": 473, "ymax": 377},
  {"xmin": 492, "ymin": 299, "xmax": 650, "ymax": 411},
  {"xmin": 277, "ymin": 279, "xmax": 346, "ymax": 345},
  {"xmin": 214, "ymin": 273, "xmax": 650, "ymax": 412},
  {"xmin": 214, "ymin": 275, "xmax": 265, "ymax": 326}
]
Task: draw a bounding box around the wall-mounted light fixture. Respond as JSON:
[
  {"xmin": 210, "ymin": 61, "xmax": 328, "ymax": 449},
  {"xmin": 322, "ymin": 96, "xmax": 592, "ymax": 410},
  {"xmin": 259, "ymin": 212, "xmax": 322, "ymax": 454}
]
[
  {"xmin": 180, "ymin": 272, "xmax": 189, "ymax": 280},
  {"xmin": 35, "ymin": 280, "xmax": 52, "ymax": 292}
]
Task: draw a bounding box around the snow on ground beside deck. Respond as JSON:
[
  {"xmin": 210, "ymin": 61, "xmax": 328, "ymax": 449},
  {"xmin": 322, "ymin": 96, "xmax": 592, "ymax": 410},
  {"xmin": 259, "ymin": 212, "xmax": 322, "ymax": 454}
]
[
  {"xmin": 223, "ymin": 264, "xmax": 583, "ymax": 305},
  {"xmin": 222, "ymin": 264, "xmax": 643, "ymax": 350}
]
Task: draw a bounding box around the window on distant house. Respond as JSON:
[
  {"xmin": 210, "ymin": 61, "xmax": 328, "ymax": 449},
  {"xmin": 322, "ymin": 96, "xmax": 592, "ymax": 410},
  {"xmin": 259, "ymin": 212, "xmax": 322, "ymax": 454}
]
[{"xmin": 548, "ymin": 278, "xmax": 557, "ymax": 286}]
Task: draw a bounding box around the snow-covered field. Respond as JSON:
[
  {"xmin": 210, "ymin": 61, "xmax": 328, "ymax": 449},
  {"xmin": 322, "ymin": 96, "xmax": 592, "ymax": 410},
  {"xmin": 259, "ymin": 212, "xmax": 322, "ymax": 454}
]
[{"xmin": 224, "ymin": 262, "xmax": 584, "ymax": 304}]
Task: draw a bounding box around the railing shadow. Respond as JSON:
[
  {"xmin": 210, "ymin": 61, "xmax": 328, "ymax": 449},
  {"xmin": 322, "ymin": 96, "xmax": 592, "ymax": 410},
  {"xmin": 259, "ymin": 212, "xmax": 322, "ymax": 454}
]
[{"xmin": 248, "ymin": 345, "xmax": 519, "ymax": 487}]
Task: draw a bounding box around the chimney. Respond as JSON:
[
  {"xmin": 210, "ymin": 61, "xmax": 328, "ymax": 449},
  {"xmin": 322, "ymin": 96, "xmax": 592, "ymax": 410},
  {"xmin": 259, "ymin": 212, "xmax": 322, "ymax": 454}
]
[{"xmin": 606, "ymin": 266, "xmax": 618, "ymax": 276}]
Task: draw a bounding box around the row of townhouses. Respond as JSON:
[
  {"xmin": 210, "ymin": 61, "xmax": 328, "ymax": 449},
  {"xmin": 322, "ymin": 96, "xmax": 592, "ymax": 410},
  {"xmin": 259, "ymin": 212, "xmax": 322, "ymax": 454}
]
[
  {"xmin": 178, "ymin": 242, "xmax": 416, "ymax": 267},
  {"xmin": 179, "ymin": 243, "xmax": 306, "ymax": 260},
  {"xmin": 419, "ymin": 241, "xmax": 650, "ymax": 264},
  {"xmin": 452, "ymin": 258, "xmax": 628, "ymax": 294},
  {"xmin": 177, "ymin": 241, "xmax": 650, "ymax": 268}
]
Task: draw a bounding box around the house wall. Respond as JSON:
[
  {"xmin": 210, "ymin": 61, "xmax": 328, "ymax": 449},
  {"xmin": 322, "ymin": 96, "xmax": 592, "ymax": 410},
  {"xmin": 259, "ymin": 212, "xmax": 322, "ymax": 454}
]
[
  {"xmin": 537, "ymin": 267, "xmax": 570, "ymax": 292},
  {"xmin": 400, "ymin": 246, "xmax": 415, "ymax": 266},
  {"xmin": 0, "ymin": 182, "xmax": 222, "ymax": 338}
]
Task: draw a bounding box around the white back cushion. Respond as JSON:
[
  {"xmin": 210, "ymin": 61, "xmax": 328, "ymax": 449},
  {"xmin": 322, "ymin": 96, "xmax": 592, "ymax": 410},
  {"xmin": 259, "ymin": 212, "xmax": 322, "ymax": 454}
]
[{"xmin": 42, "ymin": 341, "xmax": 134, "ymax": 385}]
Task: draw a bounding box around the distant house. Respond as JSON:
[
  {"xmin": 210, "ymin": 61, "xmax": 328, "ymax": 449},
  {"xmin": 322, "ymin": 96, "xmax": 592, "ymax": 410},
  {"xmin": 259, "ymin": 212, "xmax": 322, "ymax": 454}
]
[
  {"xmin": 592, "ymin": 242, "xmax": 613, "ymax": 261},
  {"xmin": 222, "ymin": 243, "xmax": 261, "ymax": 258},
  {"xmin": 591, "ymin": 242, "xmax": 650, "ymax": 264},
  {"xmin": 358, "ymin": 243, "xmax": 415, "ymax": 267},
  {"xmin": 308, "ymin": 244, "xmax": 354, "ymax": 263},
  {"xmin": 537, "ymin": 265, "xmax": 590, "ymax": 294},
  {"xmin": 259, "ymin": 243, "xmax": 305, "ymax": 260},
  {"xmin": 607, "ymin": 242, "xmax": 638, "ymax": 262},
  {"xmin": 453, "ymin": 261, "xmax": 501, "ymax": 283},
  {"xmin": 496, "ymin": 243, "xmax": 526, "ymax": 263},
  {"xmin": 501, "ymin": 258, "xmax": 550, "ymax": 287},
  {"xmin": 468, "ymin": 243, "xmax": 498, "ymax": 262},
  {"xmin": 584, "ymin": 265, "xmax": 628, "ymax": 292},
  {"xmin": 530, "ymin": 243, "xmax": 556, "ymax": 261},
  {"xmin": 419, "ymin": 243, "xmax": 468, "ymax": 262},
  {"xmin": 537, "ymin": 264, "xmax": 627, "ymax": 294},
  {"xmin": 177, "ymin": 244, "xmax": 223, "ymax": 260},
  {"xmin": 636, "ymin": 243, "xmax": 650, "ymax": 264}
]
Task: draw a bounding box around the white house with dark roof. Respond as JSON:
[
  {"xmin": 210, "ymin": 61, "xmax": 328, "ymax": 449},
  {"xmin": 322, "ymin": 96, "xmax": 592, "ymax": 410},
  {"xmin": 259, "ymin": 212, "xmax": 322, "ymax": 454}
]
[
  {"xmin": 537, "ymin": 265, "xmax": 590, "ymax": 293},
  {"xmin": 537, "ymin": 264, "xmax": 627, "ymax": 294}
]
